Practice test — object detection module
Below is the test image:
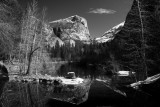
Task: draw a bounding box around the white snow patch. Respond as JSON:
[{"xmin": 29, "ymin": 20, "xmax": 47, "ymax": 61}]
[
  {"xmin": 59, "ymin": 77, "xmax": 84, "ymax": 85},
  {"xmin": 95, "ymin": 36, "xmax": 113, "ymax": 43},
  {"xmin": 95, "ymin": 21, "xmax": 125, "ymax": 43},
  {"xmin": 117, "ymin": 71, "xmax": 135, "ymax": 76},
  {"xmin": 104, "ymin": 21, "xmax": 125, "ymax": 35}
]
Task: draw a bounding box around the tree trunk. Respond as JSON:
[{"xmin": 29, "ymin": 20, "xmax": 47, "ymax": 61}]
[
  {"xmin": 137, "ymin": 0, "xmax": 148, "ymax": 79},
  {"xmin": 26, "ymin": 52, "xmax": 32, "ymax": 75}
]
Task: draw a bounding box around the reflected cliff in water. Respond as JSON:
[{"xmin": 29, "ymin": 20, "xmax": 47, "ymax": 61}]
[
  {"xmin": 0, "ymin": 62, "xmax": 160, "ymax": 107},
  {"xmin": 0, "ymin": 77, "xmax": 91, "ymax": 107}
]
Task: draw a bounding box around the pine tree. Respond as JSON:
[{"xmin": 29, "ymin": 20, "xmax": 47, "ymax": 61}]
[{"xmin": 111, "ymin": 0, "xmax": 160, "ymax": 80}]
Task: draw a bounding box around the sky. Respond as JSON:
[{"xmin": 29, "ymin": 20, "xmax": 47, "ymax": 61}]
[{"xmin": 18, "ymin": 0, "xmax": 133, "ymax": 38}]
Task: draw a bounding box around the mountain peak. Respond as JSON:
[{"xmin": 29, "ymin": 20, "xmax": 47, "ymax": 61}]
[
  {"xmin": 95, "ymin": 22, "xmax": 125, "ymax": 43},
  {"xmin": 103, "ymin": 21, "xmax": 125, "ymax": 36},
  {"xmin": 49, "ymin": 15, "xmax": 89, "ymax": 31},
  {"xmin": 46, "ymin": 15, "xmax": 91, "ymax": 47}
]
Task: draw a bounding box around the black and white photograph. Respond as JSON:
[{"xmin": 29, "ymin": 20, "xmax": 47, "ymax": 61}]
[{"xmin": 0, "ymin": 0, "xmax": 160, "ymax": 107}]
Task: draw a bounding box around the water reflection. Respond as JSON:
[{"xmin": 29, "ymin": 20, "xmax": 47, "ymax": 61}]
[
  {"xmin": 56, "ymin": 62, "xmax": 101, "ymax": 79},
  {"xmin": 0, "ymin": 74, "xmax": 138, "ymax": 107},
  {"xmin": 0, "ymin": 62, "xmax": 159, "ymax": 107},
  {"xmin": 1, "ymin": 81, "xmax": 44, "ymax": 107},
  {"xmin": 0, "ymin": 78, "xmax": 91, "ymax": 107},
  {"xmin": 0, "ymin": 77, "xmax": 9, "ymax": 107}
]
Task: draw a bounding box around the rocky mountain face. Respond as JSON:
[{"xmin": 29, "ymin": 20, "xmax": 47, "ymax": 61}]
[
  {"xmin": 110, "ymin": 0, "xmax": 160, "ymax": 80},
  {"xmin": 48, "ymin": 15, "xmax": 91, "ymax": 47},
  {"xmin": 95, "ymin": 22, "xmax": 124, "ymax": 43}
]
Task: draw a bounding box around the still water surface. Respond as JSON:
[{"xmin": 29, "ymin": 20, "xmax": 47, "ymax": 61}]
[{"xmin": 0, "ymin": 63, "xmax": 159, "ymax": 107}]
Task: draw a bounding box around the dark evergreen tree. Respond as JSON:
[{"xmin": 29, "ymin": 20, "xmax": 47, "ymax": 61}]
[
  {"xmin": 54, "ymin": 41, "xmax": 60, "ymax": 58},
  {"xmin": 111, "ymin": 0, "xmax": 160, "ymax": 80}
]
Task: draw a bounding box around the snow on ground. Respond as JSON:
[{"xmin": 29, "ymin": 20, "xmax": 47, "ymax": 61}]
[
  {"xmin": 96, "ymin": 79, "xmax": 108, "ymax": 83},
  {"xmin": 58, "ymin": 77, "xmax": 84, "ymax": 85}
]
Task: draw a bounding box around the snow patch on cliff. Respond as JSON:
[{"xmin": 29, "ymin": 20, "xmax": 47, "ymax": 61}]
[{"xmin": 95, "ymin": 22, "xmax": 125, "ymax": 43}]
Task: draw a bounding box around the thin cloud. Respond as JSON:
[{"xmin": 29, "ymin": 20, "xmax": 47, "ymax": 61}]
[{"xmin": 88, "ymin": 8, "xmax": 116, "ymax": 14}]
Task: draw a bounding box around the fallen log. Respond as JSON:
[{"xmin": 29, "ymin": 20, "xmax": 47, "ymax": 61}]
[{"xmin": 129, "ymin": 73, "xmax": 160, "ymax": 88}]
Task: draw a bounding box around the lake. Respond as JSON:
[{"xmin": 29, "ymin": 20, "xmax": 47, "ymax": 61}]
[{"xmin": 0, "ymin": 63, "xmax": 160, "ymax": 107}]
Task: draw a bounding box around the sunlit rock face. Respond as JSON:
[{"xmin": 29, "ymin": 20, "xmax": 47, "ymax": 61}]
[
  {"xmin": 95, "ymin": 22, "xmax": 124, "ymax": 43},
  {"xmin": 64, "ymin": 39, "xmax": 76, "ymax": 47},
  {"xmin": 46, "ymin": 36, "xmax": 64, "ymax": 47},
  {"xmin": 49, "ymin": 15, "xmax": 91, "ymax": 45},
  {"xmin": 110, "ymin": 0, "xmax": 160, "ymax": 80}
]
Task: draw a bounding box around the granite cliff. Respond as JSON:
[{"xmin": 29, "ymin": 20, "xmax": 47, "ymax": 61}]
[
  {"xmin": 48, "ymin": 15, "xmax": 91, "ymax": 47},
  {"xmin": 95, "ymin": 22, "xmax": 124, "ymax": 43}
]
